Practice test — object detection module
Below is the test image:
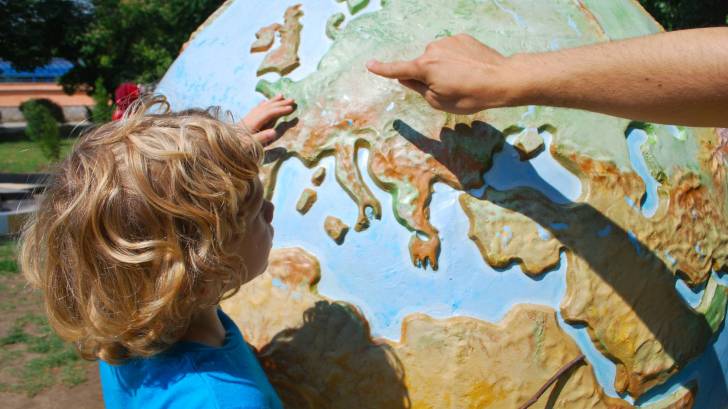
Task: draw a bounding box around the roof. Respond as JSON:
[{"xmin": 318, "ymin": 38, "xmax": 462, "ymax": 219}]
[{"xmin": 0, "ymin": 58, "xmax": 74, "ymax": 83}]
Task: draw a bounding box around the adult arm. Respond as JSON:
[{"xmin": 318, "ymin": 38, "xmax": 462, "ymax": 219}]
[{"xmin": 366, "ymin": 28, "xmax": 728, "ymax": 127}]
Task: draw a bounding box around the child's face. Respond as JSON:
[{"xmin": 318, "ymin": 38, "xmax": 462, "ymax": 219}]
[{"xmin": 234, "ymin": 177, "xmax": 275, "ymax": 284}]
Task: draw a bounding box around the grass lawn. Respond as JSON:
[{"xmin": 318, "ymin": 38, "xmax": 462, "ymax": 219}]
[
  {"xmin": 0, "ymin": 238, "xmax": 95, "ymax": 397},
  {"xmin": 0, "ymin": 138, "xmax": 78, "ymax": 173}
]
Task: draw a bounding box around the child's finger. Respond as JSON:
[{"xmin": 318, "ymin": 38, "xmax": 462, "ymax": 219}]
[
  {"xmin": 268, "ymin": 100, "xmax": 295, "ymax": 111},
  {"xmin": 253, "ymin": 129, "xmax": 278, "ymax": 146},
  {"xmin": 272, "ymin": 98, "xmax": 295, "ymax": 106},
  {"xmin": 259, "ymin": 109, "xmax": 293, "ymax": 128},
  {"xmin": 270, "ymin": 105, "xmax": 295, "ymax": 117},
  {"xmin": 267, "ymin": 104, "xmax": 295, "ymax": 117},
  {"xmin": 253, "ymin": 106, "xmax": 294, "ymax": 131}
]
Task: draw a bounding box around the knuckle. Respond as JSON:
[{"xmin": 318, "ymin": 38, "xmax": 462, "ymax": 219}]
[{"xmin": 418, "ymin": 56, "xmax": 435, "ymax": 66}]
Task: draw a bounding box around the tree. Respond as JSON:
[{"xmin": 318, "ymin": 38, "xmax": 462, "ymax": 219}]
[
  {"xmin": 91, "ymin": 78, "xmax": 113, "ymax": 123},
  {"xmin": 638, "ymin": 0, "xmax": 728, "ymax": 31},
  {"xmin": 1, "ymin": 0, "xmax": 224, "ymax": 106},
  {"xmin": 20, "ymin": 99, "xmax": 62, "ymax": 161},
  {"xmin": 59, "ymin": 0, "xmax": 225, "ymax": 96},
  {"xmin": 0, "ymin": 0, "xmax": 92, "ymax": 71}
]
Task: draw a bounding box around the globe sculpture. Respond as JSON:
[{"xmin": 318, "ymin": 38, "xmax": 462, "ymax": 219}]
[{"xmin": 157, "ymin": 0, "xmax": 728, "ymax": 407}]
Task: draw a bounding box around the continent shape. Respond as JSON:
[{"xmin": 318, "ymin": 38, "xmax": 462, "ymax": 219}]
[
  {"xmin": 459, "ymin": 147, "xmax": 728, "ymax": 397},
  {"xmin": 222, "ymin": 248, "xmax": 698, "ymax": 408}
]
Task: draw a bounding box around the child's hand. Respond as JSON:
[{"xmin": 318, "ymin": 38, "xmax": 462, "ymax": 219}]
[{"xmin": 240, "ymin": 95, "xmax": 295, "ymax": 145}]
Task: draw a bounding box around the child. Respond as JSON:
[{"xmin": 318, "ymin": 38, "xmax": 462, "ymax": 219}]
[{"xmin": 19, "ymin": 94, "xmax": 295, "ymax": 409}]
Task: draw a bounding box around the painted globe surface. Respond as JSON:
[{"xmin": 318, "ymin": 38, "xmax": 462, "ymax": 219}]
[{"xmin": 158, "ymin": 1, "xmax": 728, "ymax": 407}]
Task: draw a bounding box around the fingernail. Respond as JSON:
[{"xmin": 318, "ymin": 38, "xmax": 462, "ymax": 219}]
[{"xmin": 366, "ymin": 60, "xmax": 378, "ymax": 69}]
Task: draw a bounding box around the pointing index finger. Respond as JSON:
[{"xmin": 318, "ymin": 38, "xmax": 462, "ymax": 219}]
[{"xmin": 366, "ymin": 59, "xmax": 425, "ymax": 82}]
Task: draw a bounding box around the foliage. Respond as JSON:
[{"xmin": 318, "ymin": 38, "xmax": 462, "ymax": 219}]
[
  {"xmin": 60, "ymin": 0, "xmax": 225, "ymax": 96},
  {"xmin": 0, "ymin": 0, "xmax": 92, "ymax": 71},
  {"xmin": 638, "ymin": 0, "xmax": 728, "ymax": 31},
  {"xmin": 91, "ymin": 77, "xmax": 113, "ymax": 123},
  {"xmin": 1, "ymin": 0, "xmax": 224, "ymax": 109},
  {"xmin": 19, "ymin": 98, "xmax": 65, "ymax": 123},
  {"xmin": 20, "ymin": 99, "xmax": 61, "ymax": 161}
]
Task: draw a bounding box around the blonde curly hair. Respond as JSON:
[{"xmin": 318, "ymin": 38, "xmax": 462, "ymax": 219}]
[{"xmin": 20, "ymin": 96, "xmax": 263, "ymax": 363}]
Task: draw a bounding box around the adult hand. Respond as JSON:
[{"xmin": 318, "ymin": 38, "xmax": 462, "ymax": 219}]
[
  {"xmin": 240, "ymin": 95, "xmax": 295, "ymax": 145},
  {"xmin": 366, "ymin": 34, "xmax": 517, "ymax": 114},
  {"xmin": 369, "ymin": 29, "xmax": 728, "ymax": 127}
]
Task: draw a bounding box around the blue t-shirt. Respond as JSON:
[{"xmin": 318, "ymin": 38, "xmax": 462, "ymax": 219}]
[{"xmin": 99, "ymin": 309, "xmax": 283, "ymax": 409}]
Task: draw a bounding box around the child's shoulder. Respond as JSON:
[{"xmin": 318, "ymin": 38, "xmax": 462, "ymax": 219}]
[
  {"xmin": 99, "ymin": 311, "xmax": 282, "ymax": 409},
  {"xmin": 100, "ymin": 354, "xmax": 273, "ymax": 408}
]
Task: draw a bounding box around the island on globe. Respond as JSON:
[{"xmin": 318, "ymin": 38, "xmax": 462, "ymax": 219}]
[{"xmin": 157, "ymin": 0, "xmax": 728, "ymax": 408}]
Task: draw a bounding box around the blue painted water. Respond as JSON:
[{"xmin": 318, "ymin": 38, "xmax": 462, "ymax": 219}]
[
  {"xmin": 715, "ymin": 271, "xmax": 728, "ymax": 286},
  {"xmin": 270, "ymin": 150, "xmax": 568, "ymax": 340},
  {"xmin": 158, "ymin": 0, "xmax": 381, "ymax": 116},
  {"xmin": 493, "ymin": 0, "xmax": 527, "ymax": 28},
  {"xmin": 626, "ymin": 128, "xmax": 660, "ymax": 217},
  {"xmin": 484, "ymin": 130, "xmax": 582, "ymax": 203},
  {"xmin": 675, "ymin": 278, "xmax": 705, "ymax": 309},
  {"xmin": 268, "ymin": 138, "xmax": 725, "ymax": 406},
  {"xmin": 567, "ymin": 15, "xmax": 581, "ymax": 36},
  {"xmin": 557, "ymin": 313, "xmax": 629, "ymax": 402},
  {"xmin": 637, "ymin": 311, "xmax": 728, "ymax": 408}
]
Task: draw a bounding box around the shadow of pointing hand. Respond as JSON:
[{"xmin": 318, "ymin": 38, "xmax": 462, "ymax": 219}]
[{"xmin": 257, "ymin": 301, "xmax": 411, "ymax": 409}]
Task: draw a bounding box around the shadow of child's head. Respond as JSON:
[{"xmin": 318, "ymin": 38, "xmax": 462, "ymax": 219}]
[{"xmin": 258, "ymin": 301, "xmax": 411, "ymax": 409}]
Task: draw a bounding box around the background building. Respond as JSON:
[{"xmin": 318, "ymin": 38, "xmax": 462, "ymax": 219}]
[{"xmin": 0, "ymin": 58, "xmax": 92, "ymax": 125}]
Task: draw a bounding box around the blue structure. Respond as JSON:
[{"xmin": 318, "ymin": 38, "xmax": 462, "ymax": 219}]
[{"xmin": 0, "ymin": 58, "xmax": 74, "ymax": 82}]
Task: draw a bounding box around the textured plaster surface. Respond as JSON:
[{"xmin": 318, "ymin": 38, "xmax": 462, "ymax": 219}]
[
  {"xmin": 512, "ymin": 127, "xmax": 545, "ymax": 160},
  {"xmin": 311, "ymin": 167, "xmax": 326, "ymax": 186},
  {"xmin": 460, "ymin": 148, "xmax": 728, "ymax": 397},
  {"xmin": 251, "ymin": 23, "xmax": 282, "ymax": 53},
  {"xmin": 254, "ymin": 0, "xmax": 669, "ymax": 270},
  {"xmin": 324, "ymin": 215, "xmax": 349, "ymax": 244},
  {"xmin": 222, "ymin": 248, "xmax": 696, "ymax": 408},
  {"xmin": 295, "ymin": 188, "xmax": 317, "ymax": 214},
  {"xmin": 160, "ymin": 0, "xmax": 728, "ymax": 406},
  {"xmin": 325, "ymin": 12, "xmax": 345, "ymax": 40},
  {"xmin": 257, "ymin": 5, "xmax": 304, "ymax": 76},
  {"xmin": 347, "ymin": 0, "xmax": 369, "ymax": 15}
]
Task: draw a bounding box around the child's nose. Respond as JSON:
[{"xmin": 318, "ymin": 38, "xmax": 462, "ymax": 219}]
[{"xmin": 263, "ymin": 200, "xmax": 274, "ymax": 224}]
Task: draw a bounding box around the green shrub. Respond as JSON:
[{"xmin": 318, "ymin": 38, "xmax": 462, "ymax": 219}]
[
  {"xmin": 91, "ymin": 77, "xmax": 113, "ymax": 124},
  {"xmin": 19, "ymin": 98, "xmax": 65, "ymax": 123},
  {"xmin": 20, "ymin": 99, "xmax": 61, "ymax": 161}
]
